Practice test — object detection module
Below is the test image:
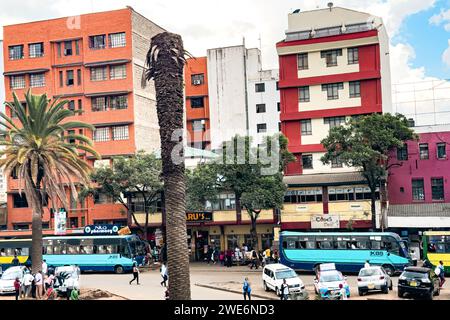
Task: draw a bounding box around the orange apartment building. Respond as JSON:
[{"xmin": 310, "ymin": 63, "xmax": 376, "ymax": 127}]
[
  {"xmin": 185, "ymin": 57, "xmax": 210, "ymax": 150},
  {"xmin": 1, "ymin": 7, "xmax": 164, "ymax": 235}
]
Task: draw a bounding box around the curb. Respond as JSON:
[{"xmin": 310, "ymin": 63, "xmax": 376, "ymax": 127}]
[{"xmin": 194, "ymin": 283, "xmax": 278, "ymax": 300}]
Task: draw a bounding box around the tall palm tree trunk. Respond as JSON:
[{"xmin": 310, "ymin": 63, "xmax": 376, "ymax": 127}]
[
  {"xmin": 25, "ymin": 172, "xmax": 43, "ymax": 274},
  {"xmin": 147, "ymin": 32, "xmax": 191, "ymax": 300}
]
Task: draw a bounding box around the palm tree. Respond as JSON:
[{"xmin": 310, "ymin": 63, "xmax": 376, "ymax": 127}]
[
  {"xmin": 146, "ymin": 32, "xmax": 191, "ymax": 300},
  {"xmin": 0, "ymin": 90, "xmax": 99, "ymax": 273}
]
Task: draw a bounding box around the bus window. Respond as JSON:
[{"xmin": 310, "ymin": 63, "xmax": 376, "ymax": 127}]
[
  {"xmin": 316, "ymin": 237, "xmax": 333, "ymax": 249},
  {"xmin": 6, "ymin": 248, "xmax": 15, "ymax": 256},
  {"xmin": 371, "ymin": 241, "xmax": 382, "ymax": 250},
  {"xmin": 43, "ymin": 240, "xmax": 53, "ymax": 254},
  {"xmin": 306, "ymin": 241, "xmax": 316, "ymax": 249},
  {"xmin": 282, "ymin": 241, "xmax": 287, "ymax": 249},
  {"xmin": 53, "ymin": 240, "xmax": 67, "ymax": 254},
  {"xmin": 436, "ymin": 243, "xmax": 446, "ymax": 253},
  {"xmin": 382, "ymin": 237, "xmax": 400, "ymax": 255},
  {"xmin": 284, "ymin": 237, "xmax": 298, "ymax": 249},
  {"xmin": 335, "ymin": 237, "xmax": 348, "ymax": 250},
  {"xmin": 79, "ymin": 239, "xmax": 94, "ymax": 254},
  {"xmin": 354, "ymin": 237, "xmax": 370, "ymax": 250},
  {"xmin": 67, "ymin": 239, "xmax": 81, "ymax": 254}
]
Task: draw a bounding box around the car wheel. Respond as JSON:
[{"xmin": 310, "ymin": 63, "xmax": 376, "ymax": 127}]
[
  {"xmin": 263, "ymin": 281, "xmax": 269, "ymax": 292},
  {"xmin": 383, "ymin": 265, "xmax": 395, "ymax": 277},
  {"xmin": 389, "ymin": 280, "xmax": 393, "ymax": 291},
  {"xmin": 358, "ymin": 289, "xmax": 364, "ymax": 296},
  {"xmin": 382, "ymin": 285, "xmax": 389, "ymax": 294},
  {"xmin": 114, "ymin": 265, "xmax": 124, "ymax": 274},
  {"xmin": 427, "ymin": 290, "xmax": 434, "ymax": 300},
  {"xmin": 398, "ymin": 289, "xmax": 403, "ymax": 298},
  {"xmin": 276, "ymin": 287, "xmax": 281, "ymax": 296},
  {"xmin": 434, "ymin": 287, "xmax": 440, "ymax": 296}
]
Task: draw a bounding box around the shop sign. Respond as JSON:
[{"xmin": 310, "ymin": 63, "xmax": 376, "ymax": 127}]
[
  {"xmin": 186, "ymin": 212, "xmax": 213, "ymax": 223},
  {"xmin": 84, "ymin": 225, "xmax": 120, "ymax": 236},
  {"xmin": 54, "ymin": 209, "xmax": 67, "ymax": 235},
  {"xmin": 311, "ymin": 215, "xmax": 340, "ymax": 229}
]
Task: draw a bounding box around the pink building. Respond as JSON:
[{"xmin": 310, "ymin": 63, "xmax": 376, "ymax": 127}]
[{"xmin": 388, "ymin": 127, "xmax": 450, "ymax": 235}]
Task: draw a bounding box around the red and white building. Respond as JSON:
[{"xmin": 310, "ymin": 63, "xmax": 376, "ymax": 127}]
[{"xmin": 277, "ymin": 6, "xmax": 391, "ymax": 231}]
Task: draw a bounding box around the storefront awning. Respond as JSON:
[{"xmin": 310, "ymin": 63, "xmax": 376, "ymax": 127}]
[
  {"xmin": 388, "ymin": 203, "xmax": 450, "ymax": 217},
  {"xmin": 4, "ymin": 68, "xmax": 50, "ymax": 76},
  {"xmin": 284, "ymin": 172, "xmax": 366, "ymax": 187}
]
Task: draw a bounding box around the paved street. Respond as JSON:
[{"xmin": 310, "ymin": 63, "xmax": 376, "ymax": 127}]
[{"xmin": 79, "ymin": 263, "xmax": 450, "ymax": 300}]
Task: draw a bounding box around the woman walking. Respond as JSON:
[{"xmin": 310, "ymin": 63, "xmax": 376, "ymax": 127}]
[
  {"xmin": 160, "ymin": 263, "xmax": 168, "ymax": 287},
  {"xmin": 243, "ymin": 277, "xmax": 252, "ymax": 301},
  {"xmin": 129, "ymin": 262, "xmax": 140, "ymax": 285}
]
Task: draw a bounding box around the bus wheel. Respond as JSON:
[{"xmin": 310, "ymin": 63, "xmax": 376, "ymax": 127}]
[
  {"xmin": 114, "ymin": 265, "xmax": 124, "ymax": 274},
  {"xmin": 383, "ymin": 265, "xmax": 395, "ymax": 277}
]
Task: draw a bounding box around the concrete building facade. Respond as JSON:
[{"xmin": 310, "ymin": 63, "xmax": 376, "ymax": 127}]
[{"xmin": 2, "ymin": 7, "xmax": 164, "ymax": 234}]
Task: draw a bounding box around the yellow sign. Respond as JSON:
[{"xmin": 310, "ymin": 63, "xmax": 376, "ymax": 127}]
[{"xmin": 118, "ymin": 226, "xmax": 131, "ymax": 235}]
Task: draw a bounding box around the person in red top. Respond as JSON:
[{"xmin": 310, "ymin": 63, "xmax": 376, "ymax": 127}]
[{"xmin": 13, "ymin": 277, "xmax": 21, "ymax": 300}]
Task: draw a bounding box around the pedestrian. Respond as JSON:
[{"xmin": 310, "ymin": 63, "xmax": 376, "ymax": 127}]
[
  {"xmin": 129, "ymin": 262, "xmax": 140, "ymax": 285},
  {"xmin": 160, "ymin": 262, "xmax": 168, "ymax": 287},
  {"xmin": 42, "ymin": 259, "xmax": 48, "ymax": 276},
  {"xmin": 265, "ymin": 247, "xmax": 271, "ymax": 264},
  {"xmin": 206, "ymin": 246, "xmax": 213, "ymax": 264},
  {"xmin": 165, "ymin": 288, "xmax": 170, "ymax": 300},
  {"xmin": 35, "ymin": 270, "xmax": 43, "ymax": 299},
  {"xmin": 14, "ymin": 277, "xmax": 21, "ymax": 300},
  {"xmin": 12, "ymin": 254, "xmax": 19, "ymax": 266},
  {"xmin": 439, "ymin": 260, "xmax": 446, "ymax": 288},
  {"xmin": 243, "ymin": 277, "xmax": 251, "ymax": 301},
  {"xmin": 280, "ymin": 279, "xmax": 289, "ymax": 300},
  {"xmin": 250, "ymin": 249, "xmax": 258, "ymax": 269},
  {"xmin": 45, "ymin": 287, "xmax": 57, "ymax": 300},
  {"xmin": 272, "ymin": 250, "xmax": 279, "ymax": 263},
  {"xmin": 364, "ymin": 260, "xmax": 370, "ymax": 268},
  {"xmin": 235, "ymin": 246, "xmax": 241, "ymax": 265},
  {"xmin": 339, "ymin": 283, "xmax": 348, "ymax": 300},
  {"xmin": 219, "ymin": 251, "xmax": 225, "ymax": 266},
  {"xmin": 45, "ymin": 273, "xmax": 55, "ymax": 291},
  {"xmin": 70, "ymin": 288, "xmax": 79, "ymax": 300},
  {"xmin": 22, "ymin": 270, "xmax": 33, "ymax": 298},
  {"xmin": 226, "ymin": 249, "xmax": 233, "ymax": 268}
]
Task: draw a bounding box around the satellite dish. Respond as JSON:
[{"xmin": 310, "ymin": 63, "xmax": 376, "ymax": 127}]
[
  {"xmin": 293, "ymin": 9, "xmax": 301, "ymax": 14},
  {"xmin": 327, "ymin": 2, "xmax": 334, "ymax": 10}
]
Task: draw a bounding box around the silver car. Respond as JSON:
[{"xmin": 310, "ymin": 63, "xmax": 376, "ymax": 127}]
[
  {"xmin": 357, "ymin": 266, "xmax": 393, "ymax": 296},
  {"xmin": 0, "ymin": 266, "xmax": 26, "ymax": 294}
]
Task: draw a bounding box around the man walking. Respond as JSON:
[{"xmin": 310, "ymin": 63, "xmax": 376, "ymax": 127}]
[
  {"xmin": 280, "ymin": 279, "xmax": 289, "ymax": 300},
  {"xmin": 34, "ymin": 270, "xmax": 43, "ymax": 299},
  {"xmin": 12, "ymin": 254, "xmax": 19, "ymax": 266},
  {"xmin": 22, "ymin": 270, "xmax": 33, "ymax": 298},
  {"xmin": 42, "ymin": 260, "xmax": 48, "ymax": 276},
  {"xmin": 14, "ymin": 277, "xmax": 21, "ymax": 300},
  {"xmin": 439, "ymin": 261, "xmax": 446, "ymax": 288},
  {"xmin": 243, "ymin": 277, "xmax": 252, "ymax": 301},
  {"xmin": 160, "ymin": 263, "xmax": 168, "ymax": 287},
  {"xmin": 129, "ymin": 262, "xmax": 140, "ymax": 285},
  {"xmin": 250, "ymin": 249, "xmax": 258, "ymax": 269}
]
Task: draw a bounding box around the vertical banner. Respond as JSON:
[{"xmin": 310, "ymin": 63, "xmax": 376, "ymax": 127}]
[{"xmin": 54, "ymin": 209, "xmax": 67, "ymax": 235}]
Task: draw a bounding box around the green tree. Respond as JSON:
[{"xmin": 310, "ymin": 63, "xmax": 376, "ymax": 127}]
[
  {"xmin": 146, "ymin": 32, "xmax": 190, "ymax": 300},
  {"xmin": 83, "ymin": 152, "xmax": 163, "ymax": 241},
  {"xmin": 320, "ymin": 113, "xmax": 417, "ymax": 230},
  {"xmin": 186, "ymin": 164, "xmax": 219, "ymax": 212},
  {"xmin": 0, "ymin": 91, "xmax": 99, "ymax": 273}
]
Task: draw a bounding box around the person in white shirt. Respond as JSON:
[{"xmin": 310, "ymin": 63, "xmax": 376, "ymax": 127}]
[
  {"xmin": 364, "ymin": 260, "xmax": 370, "ymax": 269},
  {"xmin": 35, "ymin": 271, "xmax": 43, "ymax": 299},
  {"xmin": 160, "ymin": 263, "xmax": 168, "ymax": 287},
  {"xmin": 42, "ymin": 260, "xmax": 48, "ymax": 276},
  {"xmin": 339, "ymin": 284, "xmax": 348, "ymax": 300},
  {"xmin": 23, "ymin": 271, "xmax": 34, "ymax": 298}
]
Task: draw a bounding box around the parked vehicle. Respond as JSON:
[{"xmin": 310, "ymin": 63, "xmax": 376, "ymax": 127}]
[
  {"xmin": 53, "ymin": 265, "xmax": 80, "ymax": 296},
  {"xmin": 357, "ymin": 266, "xmax": 392, "ymax": 296},
  {"xmin": 0, "ymin": 266, "xmax": 26, "ymax": 295},
  {"xmin": 314, "ymin": 263, "xmax": 350, "ymax": 299},
  {"xmin": 398, "ymin": 267, "xmax": 440, "ymax": 300},
  {"xmin": 262, "ymin": 263, "xmax": 305, "ymax": 296}
]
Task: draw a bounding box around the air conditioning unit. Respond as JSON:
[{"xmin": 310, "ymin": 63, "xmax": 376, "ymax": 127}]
[{"xmin": 193, "ymin": 80, "xmax": 202, "ymax": 85}]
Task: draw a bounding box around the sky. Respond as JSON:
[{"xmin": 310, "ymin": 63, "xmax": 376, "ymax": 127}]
[{"xmin": 0, "ymin": 0, "xmax": 449, "ymax": 87}]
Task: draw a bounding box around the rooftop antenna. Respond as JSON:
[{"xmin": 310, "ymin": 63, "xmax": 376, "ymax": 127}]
[{"xmin": 328, "ymin": 2, "xmax": 334, "ymax": 11}]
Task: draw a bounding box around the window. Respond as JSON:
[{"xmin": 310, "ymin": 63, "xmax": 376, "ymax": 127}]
[
  {"xmin": 192, "ymin": 120, "xmax": 206, "ymax": 132},
  {"xmin": 412, "ymin": 179, "xmax": 425, "ymax": 201},
  {"xmin": 397, "ymin": 145, "xmax": 408, "ymax": 161},
  {"xmin": 277, "ymin": 102, "xmax": 281, "ymax": 112},
  {"xmin": 93, "ymin": 127, "xmax": 110, "ymax": 142},
  {"xmin": 10, "ymin": 76, "xmax": 26, "ymax": 89},
  {"xmin": 109, "ymin": 32, "xmax": 126, "ymax": 48},
  {"xmin": 191, "ymin": 74, "xmax": 204, "ymax": 85},
  {"xmin": 30, "ymin": 73, "xmax": 45, "ymax": 87},
  {"xmin": 348, "ymin": 47, "xmax": 359, "ymax": 64},
  {"xmin": 110, "ymin": 64, "xmax": 127, "ymax": 80},
  {"xmin": 67, "ymin": 130, "xmax": 76, "ymax": 144},
  {"xmin": 331, "ymin": 157, "xmax": 343, "ymax": 168},
  {"xmin": 78, "ymin": 99, "xmax": 83, "ymax": 111},
  {"xmin": 75, "ymin": 40, "xmax": 80, "ymax": 55},
  {"xmin": 256, "ymin": 104, "xmax": 266, "ymax": 113},
  {"xmin": 321, "ymin": 49, "xmax": 342, "ymax": 67},
  {"xmin": 190, "ymin": 97, "xmax": 204, "ymax": 108},
  {"xmin": 64, "ymin": 41, "xmax": 73, "ymax": 56},
  {"xmin": 322, "ymin": 83, "xmax": 344, "ymax": 100},
  {"xmin": 324, "ymin": 116, "xmax": 346, "ymax": 129},
  {"xmin": 437, "ymin": 143, "xmax": 447, "ymax": 159},
  {"xmin": 59, "ymin": 71, "xmax": 64, "ymax": 87},
  {"xmin": 13, "ymin": 194, "xmax": 28, "ymax": 208},
  {"xmin": 278, "ymin": 122, "xmax": 281, "ymax": 132},
  {"xmin": 297, "ymin": 53, "xmax": 308, "ymax": 70},
  {"xmin": 110, "ymin": 95, "xmax": 128, "ymax": 110},
  {"xmin": 349, "ymin": 81, "xmax": 360, "ymax": 98},
  {"xmin": 9, "ymin": 45, "xmax": 24, "ymax": 60},
  {"xmin": 57, "ymin": 43, "xmax": 62, "ymax": 57},
  {"xmin": 90, "ymin": 67, "xmax": 107, "ymax": 81},
  {"xmin": 299, "ymin": 86, "xmax": 310, "ymax": 102},
  {"xmin": 13, "ymin": 224, "xmax": 29, "ymax": 230},
  {"xmin": 89, "ymin": 35, "xmax": 106, "ymax": 49},
  {"xmin": 302, "ymin": 154, "xmax": 313, "ymax": 169},
  {"xmin": 419, "ymin": 144, "xmax": 429, "ymax": 160},
  {"xmin": 255, "ymin": 83, "xmax": 265, "ymax": 92},
  {"xmin": 66, "ymin": 70, "xmax": 74, "ymax": 86},
  {"xmin": 301, "ymin": 119, "xmax": 312, "ymax": 136},
  {"xmin": 112, "ymin": 126, "xmax": 129, "ymax": 141},
  {"xmin": 284, "ymin": 189, "xmax": 323, "ymax": 204},
  {"xmin": 432, "ymin": 178, "xmax": 444, "ymax": 201},
  {"xmin": 257, "ymin": 123, "xmax": 267, "ymax": 133},
  {"xmin": 77, "ymin": 69, "xmax": 82, "ymax": 85},
  {"xmin": 68, "ymin": 100, "xmax": 75, "ymax": 111},
  {"xmin": 92, "ymin": 97, "xmax": 107, "ymax": 112},
  {"xmin": 29, "ymin": 43, "xmax": 44, "ymax": 58}
]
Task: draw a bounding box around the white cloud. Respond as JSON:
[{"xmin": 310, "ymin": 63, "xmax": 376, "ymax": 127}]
[
  {"xmin": 443, "ymin": 40, "xmax": 450, "ymax": 67},
  {"xmin": 429, "ymin": 8, "xmax": 450, "ymax": 31}
]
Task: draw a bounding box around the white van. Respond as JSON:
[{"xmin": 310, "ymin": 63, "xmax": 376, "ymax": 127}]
[{"xmin": 262, "ymin": 263, "xmax": 305, "ymax": 296}]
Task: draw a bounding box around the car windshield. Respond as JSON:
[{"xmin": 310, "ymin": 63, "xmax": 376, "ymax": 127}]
[
  {"xmin": 275, "ymin": 269, "xmax": 297, "ymax": 279},
  {"xmin": 1, "ymin": 269, "xmax": 21, "ymax": 280},
  {"xmin": 403, "ymin": 271, "xmax": 427, "ymax": 279},
  {"xmin": 320, "ymin": 272, "xmax": 343, "ymax": 282},
  {"xmin": 359, "ymin": 269, "xmax": 381, "ymax": 277}
]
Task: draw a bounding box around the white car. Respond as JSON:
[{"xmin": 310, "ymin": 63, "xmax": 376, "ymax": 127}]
[
  {"xmin": 54, "ymin": 265, "xmax": 80, "ymax": 295},
  {"xmin": 314, "ymin": 264, "xmax": 350, "ymax": 299},
  {"xmin": 357, "ymin": 266, "xmax": 392, "ymax": 296},
  {"xmin": 262, "ymin": 263, "xmax": 305, "ymax": 296},
  {"xmin": 0, "ymin": 266, "xmax": 26, "ymax": 294}
]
